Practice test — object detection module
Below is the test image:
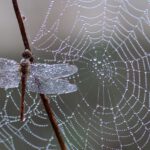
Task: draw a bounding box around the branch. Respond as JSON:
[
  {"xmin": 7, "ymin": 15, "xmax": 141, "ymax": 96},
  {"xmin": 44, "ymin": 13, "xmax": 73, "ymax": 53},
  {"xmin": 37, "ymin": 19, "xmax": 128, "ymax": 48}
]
[
  {"xmin": 40, "ymin": 94, "xmax": 67, "ymax": 150},
  {"xmin": 12, "ymin": 0, "xmax": 31, "ymax": 50}
]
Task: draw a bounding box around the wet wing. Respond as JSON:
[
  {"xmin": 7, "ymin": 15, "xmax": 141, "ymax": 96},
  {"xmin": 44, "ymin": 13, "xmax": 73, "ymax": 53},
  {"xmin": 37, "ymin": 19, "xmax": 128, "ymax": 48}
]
[
  {"xmin": 30, "ymin": 63, "xmax": 78, "ymax": 79},
  {"xmin": 0, "ymin": 58, "xmax": 20, "ymax": 89},
  {"xmin": 27, "ymin": 75, "xmax": 77, "ymax": 94}
]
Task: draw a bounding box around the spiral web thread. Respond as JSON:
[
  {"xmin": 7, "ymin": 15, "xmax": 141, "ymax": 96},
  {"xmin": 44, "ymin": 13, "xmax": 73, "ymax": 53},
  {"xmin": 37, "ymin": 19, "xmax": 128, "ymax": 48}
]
[{"xmin": 1, "ymin": 0, "xmax": 150, "ymax": 149}]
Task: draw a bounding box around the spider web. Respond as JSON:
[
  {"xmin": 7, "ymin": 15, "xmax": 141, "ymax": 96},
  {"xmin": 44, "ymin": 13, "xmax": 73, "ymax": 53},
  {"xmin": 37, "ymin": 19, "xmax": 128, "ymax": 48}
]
[{"xmin": 0, "ymin": 0, "xmax": 150, "ymax": 149}]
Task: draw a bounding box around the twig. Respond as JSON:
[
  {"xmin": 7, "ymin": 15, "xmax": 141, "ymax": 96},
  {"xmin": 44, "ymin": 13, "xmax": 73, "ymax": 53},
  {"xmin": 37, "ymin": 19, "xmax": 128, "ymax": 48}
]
[
  {"xmin": 12, "ymin": 0, "xmax": 67, "ymax": 149},
  {"xmin": 40, "ymin": 94, "xmax": 67, "ymax": 149},
  {"xmin": 12, "ymin": 0, "xmax": 31, "ymax": 50}
]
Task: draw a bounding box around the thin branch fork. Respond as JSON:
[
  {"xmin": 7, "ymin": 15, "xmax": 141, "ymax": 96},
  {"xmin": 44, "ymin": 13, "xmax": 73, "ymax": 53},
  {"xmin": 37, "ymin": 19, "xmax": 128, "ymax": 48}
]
[{"xmin": 12, "ymin": 0, "xmax": 67, "ymax": 149}]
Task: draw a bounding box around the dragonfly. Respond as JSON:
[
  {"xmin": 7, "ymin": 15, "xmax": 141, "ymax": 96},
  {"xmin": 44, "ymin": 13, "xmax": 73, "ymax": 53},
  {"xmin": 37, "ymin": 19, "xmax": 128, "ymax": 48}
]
[{"xmin": 0, "ymin": 50, "xmax": 78, "ymax": 121}]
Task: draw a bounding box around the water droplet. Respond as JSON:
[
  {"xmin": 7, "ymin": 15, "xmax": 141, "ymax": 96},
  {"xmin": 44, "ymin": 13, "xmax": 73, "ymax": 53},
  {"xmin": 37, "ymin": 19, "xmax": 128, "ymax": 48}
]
[
  {"xmin": 93, "ymin": 58, "xmax": 97, "ymax": 61},
  {"xmin": 22, "ymin": 117, "xmax": 26, "ymax": 122},
  {"xmin": 101, "ymin": 72, "xmax": 104, "ymax": 76}
]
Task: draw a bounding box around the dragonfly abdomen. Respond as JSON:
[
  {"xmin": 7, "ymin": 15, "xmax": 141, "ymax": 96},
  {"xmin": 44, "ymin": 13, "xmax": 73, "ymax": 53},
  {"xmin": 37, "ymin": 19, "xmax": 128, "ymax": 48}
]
[{"xmin": 19, "ymin": 58, "xmax": 31, "ymax": 121}]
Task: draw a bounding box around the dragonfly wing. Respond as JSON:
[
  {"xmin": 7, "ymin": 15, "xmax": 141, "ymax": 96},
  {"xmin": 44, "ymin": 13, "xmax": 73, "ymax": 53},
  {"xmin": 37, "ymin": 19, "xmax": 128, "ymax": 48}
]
[
  {"xmin": 0, "ymin": 58, "xmax": 19, "ymax": 72},
  {"xmin": 30, "ymin": 63, "xmax": 78, "ymax": 79},
  {"xmin": 0, "ymin": 58, "xmax": 20, "ymax": 89},
  {"xmin": 27, "ymin": 75, "xmax": 77, "ymax": 94}
]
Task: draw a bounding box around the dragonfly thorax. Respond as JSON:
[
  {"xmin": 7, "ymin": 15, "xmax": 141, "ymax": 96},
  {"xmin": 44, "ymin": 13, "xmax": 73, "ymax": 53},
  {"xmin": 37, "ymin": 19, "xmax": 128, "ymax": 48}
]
[
  {"xmin": 20, "ymin": 58, "xmax": 30, "ymax": 75},
  {"xmin": 20, "ymin": 58, "xmax": 30, "ymax": 65}
]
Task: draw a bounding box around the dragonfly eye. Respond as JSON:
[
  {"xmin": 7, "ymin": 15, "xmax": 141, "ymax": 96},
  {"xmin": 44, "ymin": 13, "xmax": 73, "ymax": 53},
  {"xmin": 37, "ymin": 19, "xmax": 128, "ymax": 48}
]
[
  {"xmin": 22, "ymin": 49, "xmax": 32, "ymax": 59},
  {"xmin": 29, "ymin": 57, "xmax": 34, "ymax": 63}
]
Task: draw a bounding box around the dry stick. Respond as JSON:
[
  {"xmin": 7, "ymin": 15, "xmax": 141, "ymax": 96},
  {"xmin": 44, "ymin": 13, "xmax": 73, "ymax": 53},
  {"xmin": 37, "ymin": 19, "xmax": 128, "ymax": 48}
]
[
  {"xmin": 12, "ymin": 0, "xmax": 67, "ymax": 149},
  {"xmin": 12, "ymin": 0, "xmax": 30, "ymax": 50},
  {"xmin": 40, "ymin": 94, "xmax": 67, "ymax": 149}
]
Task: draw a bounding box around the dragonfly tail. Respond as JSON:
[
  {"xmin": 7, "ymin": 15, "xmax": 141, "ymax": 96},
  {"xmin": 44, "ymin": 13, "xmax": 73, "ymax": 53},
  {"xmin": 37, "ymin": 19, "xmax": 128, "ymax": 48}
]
[
  {"xmin": 20, "ymin": 96, "xmax": 24, "ymax": 121},
  {"xmin": 20, "ymin": 75, "xmax": 26, "ymax": 122}
]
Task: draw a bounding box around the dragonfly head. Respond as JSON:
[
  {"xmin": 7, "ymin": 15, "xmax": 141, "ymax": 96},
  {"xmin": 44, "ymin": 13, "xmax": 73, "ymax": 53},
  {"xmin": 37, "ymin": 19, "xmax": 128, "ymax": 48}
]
[
  {"xmin": 22, "ymin": 49, "xmax": 32, "ymax": 59},
  {"xmin": 22, "ymin": 49, "xmax": 34, "ymax": 63}
]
